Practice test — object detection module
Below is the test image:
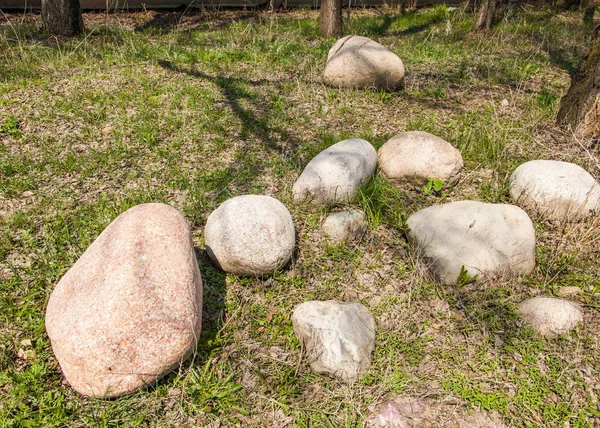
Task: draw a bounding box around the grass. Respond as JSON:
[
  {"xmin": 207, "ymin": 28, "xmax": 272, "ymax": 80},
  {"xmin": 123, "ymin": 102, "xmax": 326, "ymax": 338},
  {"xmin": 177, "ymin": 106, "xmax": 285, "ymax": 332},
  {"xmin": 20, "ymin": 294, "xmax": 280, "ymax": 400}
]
[{"xmin": 1, "ymin": 3, "xmax": 599, "ymax": 427}]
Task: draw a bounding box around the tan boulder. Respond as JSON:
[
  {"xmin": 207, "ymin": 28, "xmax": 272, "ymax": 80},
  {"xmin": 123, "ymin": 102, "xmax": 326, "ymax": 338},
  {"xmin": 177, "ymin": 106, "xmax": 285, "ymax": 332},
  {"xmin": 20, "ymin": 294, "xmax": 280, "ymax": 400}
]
[
  {"xmin": 45, "ymin": 203, "xmax": 202, "ymax": 398},
  {"xmin": 323, "ymin": 35, "xmax": 405, "ymax": 90},
  {"xmin": 378, "ymin": 131, "xmax": 463, "ymax": 186}
]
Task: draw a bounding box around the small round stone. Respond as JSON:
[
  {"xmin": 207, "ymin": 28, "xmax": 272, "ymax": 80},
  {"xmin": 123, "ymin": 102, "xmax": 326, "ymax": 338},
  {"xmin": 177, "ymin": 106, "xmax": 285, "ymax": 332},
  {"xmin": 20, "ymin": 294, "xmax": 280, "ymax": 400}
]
[
  {"xmin": 518, "ymin": 296, "xmax": 583, "ymax": 338},
  {"xmin": 205, "ymin": 195, "xmax": 295, "ymax": 276}
]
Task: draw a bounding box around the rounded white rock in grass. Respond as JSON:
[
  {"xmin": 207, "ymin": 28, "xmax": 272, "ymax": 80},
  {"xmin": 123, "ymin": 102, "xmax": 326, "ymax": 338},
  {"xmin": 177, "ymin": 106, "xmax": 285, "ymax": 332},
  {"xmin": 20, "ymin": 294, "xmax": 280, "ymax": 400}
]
[
  {"xmin": 291, "ymin": 300, "xmax": 376, "ymax": 381},
  {"xmin": 204, "ymin": 195, "xmax": 295, "ymax": 276},
  {"xmin": 518, "ymin": 296, "xmax": 583, "ymax": 338},
  {"xmin": 322, "ymin": 208, "xmax": 367, "ymax": 244},
  {"xmin": 45, "ymin": 203, "xmax": 203, "ymax": 398},
  {"xmin": 323, "ymin": 35, "xmax": 406, "ymax": 90},
  {"xmin": 378, "ymin": 131, "xmax": 463, "ymax": 186},
  {"xmin": 509, "ymin": 160, "xmax": 600, "ymax": 221},
  {"xmin": 292, "ymin": 138, "xmax": 377, "ymax": 206},
  {"xmin": 406, "ymin": 201, "xmax": 536, "ymax": 285}
]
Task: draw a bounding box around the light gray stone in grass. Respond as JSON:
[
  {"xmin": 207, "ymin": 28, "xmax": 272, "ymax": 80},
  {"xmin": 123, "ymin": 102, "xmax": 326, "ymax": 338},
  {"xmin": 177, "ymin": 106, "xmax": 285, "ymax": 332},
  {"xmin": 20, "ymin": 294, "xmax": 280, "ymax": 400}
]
[
  {"xmin": 323, "ymin": 35, "xmax": 406, "ymax": 90},
  {"xmin": 45, "ymin": 203, "xmax": 202, "ymax": 398},
  {"xmin": 322, "ymin": 209, "xmax": 367, "ymax": 244},
  {"xmin": 407, "ymin": 201, "xmax": 536, "ymax": 285},
  {"xmin": 205, "ymin": 195, "xmax": 295, "ymax": 276},
  {"xmin": 292, "ymin": 138, "xmax": 377, "ymax": 206},
  {"xmin": 518, "ymin": 296, "xmax": 583, "ymax": 338},
  {"xmin": 510, "ymin": 160, "xmax": 600, "ymax": 221},
  {"xmin": 292, "ymin": 300, "xmax": 376, "ymax": 381},
  {"xmin": 378, "ymin": 131, "xmax": 463, "ymax": 186}
]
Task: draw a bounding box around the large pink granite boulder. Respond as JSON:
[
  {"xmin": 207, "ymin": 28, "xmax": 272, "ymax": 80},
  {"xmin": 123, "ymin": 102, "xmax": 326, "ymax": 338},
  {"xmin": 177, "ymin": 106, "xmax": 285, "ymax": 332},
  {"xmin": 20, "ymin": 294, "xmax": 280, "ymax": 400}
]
[{"xmin": 45, "ymin": 203, "xmax": 202, "ymax": 398}]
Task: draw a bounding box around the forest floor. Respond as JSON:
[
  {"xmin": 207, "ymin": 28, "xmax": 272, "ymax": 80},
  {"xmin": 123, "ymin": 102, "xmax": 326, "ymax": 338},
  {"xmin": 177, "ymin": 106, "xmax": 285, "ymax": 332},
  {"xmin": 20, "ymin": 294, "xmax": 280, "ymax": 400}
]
[{"xmin": 1, "ymin": 4, "xmax": 599, "ymax": 427}]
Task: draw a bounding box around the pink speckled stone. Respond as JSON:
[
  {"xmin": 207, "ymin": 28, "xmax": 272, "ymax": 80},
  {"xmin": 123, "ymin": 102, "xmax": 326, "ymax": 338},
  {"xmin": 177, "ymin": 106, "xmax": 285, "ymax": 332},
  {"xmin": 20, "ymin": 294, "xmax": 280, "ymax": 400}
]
[{"xmin": 45, "ymin": 203, "xmax": 202, "ymax": 398}]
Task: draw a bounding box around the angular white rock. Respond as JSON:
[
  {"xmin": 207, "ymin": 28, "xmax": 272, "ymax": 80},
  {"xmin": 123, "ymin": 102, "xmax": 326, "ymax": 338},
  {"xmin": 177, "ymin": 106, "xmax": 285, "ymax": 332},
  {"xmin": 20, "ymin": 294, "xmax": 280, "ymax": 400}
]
[
  {"xmin": 407, "ymin": 201, "xmax": 536, "ymax": 285},
  {"xmin": 510, "ymin": 160, "xmax": 600, "ymax": 221},
  {"xmin": 324, "ymin": 35, "xmax": 406, "ymax": 90},
  {"xmin": 292, "ymin": 138, "xmax": 377, "ymax": 206},
  {"xmin": 518, "ymin": 296, "xmax": 583, "ymax": 338},
  {"xmin": 378, "ymin": 131, "xmax": 463, "ymax": 185},
  {"xmin": 45, "ymin": 203, "xmax": 202, "ymax": 398},
  {"xmin": 322, "ymin": 208, "xmax": 367, "ymax": 244},
  {"xmin": 292, "ymin": 300, "xmax": 376, "ymax": 380},
  {"xmin": 205, "ymin": 195, "xmax": 295, "ymax": 275}
]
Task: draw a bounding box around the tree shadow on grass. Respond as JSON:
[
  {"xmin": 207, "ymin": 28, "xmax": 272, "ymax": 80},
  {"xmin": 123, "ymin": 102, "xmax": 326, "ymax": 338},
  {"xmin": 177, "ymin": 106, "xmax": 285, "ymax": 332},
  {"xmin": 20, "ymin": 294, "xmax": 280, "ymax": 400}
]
[
  {"xmin": 133, "ymin": 8, "xmax": 262, "ymax": 34},
  {"xmin": 194, "ymin": 248, "xmax": 227, "ymax": 360},
  {"xmin": 157, "ymin": 59, "xmax": 301, "ymax": 216},
  {"xmin": 363, "ymin": 8, "xmax": 445, "ymax": 38}
]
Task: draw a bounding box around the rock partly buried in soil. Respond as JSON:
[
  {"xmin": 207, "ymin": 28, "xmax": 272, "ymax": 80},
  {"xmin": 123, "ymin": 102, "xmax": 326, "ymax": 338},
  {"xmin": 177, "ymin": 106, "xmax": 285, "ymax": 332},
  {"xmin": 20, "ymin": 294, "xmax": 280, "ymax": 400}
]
[
  {"xmin": 509, "ymin": 160, "xmax": 600, "ymax": 221},
  {"xmin": 378, "ymin": 131, "xmax": 463, "ymax": 186},
  {"xmin": 518, "ymin": 296, "xmax": 583, "ymax": 338},
  {"xmin": 292, "ymin": 138, "xmax": 377, "ymax": 206},
  {"xmin": 407, "ymin": 201, "xmax": 536, "ymax": 285},
  {"xmin": 45, "ymin": 203, "xmax": 203, "ymax": 398},
  {"xmin": 205, "ymin": 195, "xmax": 295, "ymax": 276},
  {"xmin": 322, "ymin": 208, "xmax": 367, "ymax": 244},
  {"xmin": 365, "ymin": 395, "xmax": 507, "ymax": 428},
  {"xmin": 323, "ymin": 35, "xmax": 405, "ymax": 90},
  {"xmin": 292, "ymin": 300, "xmax": 376, "ymax": 381}
]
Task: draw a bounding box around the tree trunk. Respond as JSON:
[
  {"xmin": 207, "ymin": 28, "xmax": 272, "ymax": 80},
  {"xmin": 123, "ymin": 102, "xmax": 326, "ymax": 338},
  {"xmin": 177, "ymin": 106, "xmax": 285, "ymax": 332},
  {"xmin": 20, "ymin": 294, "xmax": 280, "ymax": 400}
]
[
  {"xmin": 474, "ymin": 0, "xmax": 497, "ymax": 30},
  {"xmin": 557, "ymin": 25, "xmax": 600, "ymax": 139},
  {"xmin": 320, "ymin": 0, "xmax": 342, "ymax": 38},
  {"xmin": 41, "ymin": 0, "xmax": 83, "ymax": 37}
]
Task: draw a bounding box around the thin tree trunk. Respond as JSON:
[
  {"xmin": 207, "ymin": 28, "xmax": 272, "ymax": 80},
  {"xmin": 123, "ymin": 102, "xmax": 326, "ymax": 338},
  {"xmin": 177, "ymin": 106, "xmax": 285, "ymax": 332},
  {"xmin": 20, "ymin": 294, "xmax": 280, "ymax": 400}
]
[
  {"xmin": 474, "ymin": 0, "xmax": 497, "ymax": 30},
  {"xmin": 320, "ymin": 0, "xmax": 342, "ymax": 38},
  {"xmin": 557, "ymin": 25, "xmax": 600, "ymax": 139},
  {"xmin": 41, "ymin": 0, "xmax": 83, "ymax": 37}
]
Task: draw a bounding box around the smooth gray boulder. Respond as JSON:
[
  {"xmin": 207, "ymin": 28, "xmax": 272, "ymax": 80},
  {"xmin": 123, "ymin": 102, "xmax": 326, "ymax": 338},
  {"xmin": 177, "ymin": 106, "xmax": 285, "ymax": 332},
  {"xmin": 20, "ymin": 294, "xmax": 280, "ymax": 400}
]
[
  {"xmin": 292, "ymin": 300, "xmax": 376, "ymax": 381},
  {"xmin": 518, "ymin": 296, "xmax": 583, "ymax": 338},
  {"xmin": 205, "ymin": 195, "xmax": 295, "ymax": 276},
  {"xmin": 407, "ymin": 201, "xmax": 536, "ymax": 285},
  {"xmin": 45, "ymin": 204, "xmax": 203, "ymax": 398},
  {"xmin": 322, "ymin": 208, "xmax": 367, "ymax": 244},
  {"xmin": 510, "ymin": 160, "xmax": 600, "ymax": 221},
  {"xmin": 378, "ymin": 131, "xmax": 463, "ymax": 186},
  {"xmin": 323, "ymin": 35, "xmax": 405, "ymax": 90},
  {"xmin": 292, "ymin": 138, "xmax": 377, "ymax": 206}
]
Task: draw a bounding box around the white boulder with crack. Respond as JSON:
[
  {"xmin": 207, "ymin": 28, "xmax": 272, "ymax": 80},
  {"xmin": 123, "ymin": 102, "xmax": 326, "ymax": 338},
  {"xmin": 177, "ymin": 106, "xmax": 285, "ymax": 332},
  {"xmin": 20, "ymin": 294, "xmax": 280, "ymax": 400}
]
[{"xmin": 407, "ymin": 201, "xmax": 536, "ymax": 284}]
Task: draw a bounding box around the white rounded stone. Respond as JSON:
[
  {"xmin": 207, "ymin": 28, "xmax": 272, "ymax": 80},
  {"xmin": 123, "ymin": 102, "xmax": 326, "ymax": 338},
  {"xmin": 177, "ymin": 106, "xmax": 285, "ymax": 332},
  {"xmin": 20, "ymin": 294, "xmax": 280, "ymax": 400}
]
[
  {"xmin": 518, "ymin": 296, "xmax": 583, "ymax": 338},
  {"xmin": 509, "ymin": 160, "xmax": 600, "ymax": 221},
  {"xmin": 322, "ymin": 208, "xmax": 367, "ymax": 244},
  {"xmin": 323, "ymin": 35, "xmax": 406, "ymax": 90},
  {"xmin": 292, "ymin": 138, "xmax": 377, "ymax": 206},
  {"xmin": 292, "ymin": 300, "xmax": 376, "ymax": 381},
  {"xmin": 378, "ymin": 131, "xmax": 463, "ymax": 185},
  {"xmin": 407, "ymin": 201, "xmax": 536, "ymax": 285},
  {"xmin": 204, "ymin": 195, "xmax": 295, "ymax": 276},
  {"xmin": 45, "ymin": 203, "xmax": 203, "ymax": 398}
]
